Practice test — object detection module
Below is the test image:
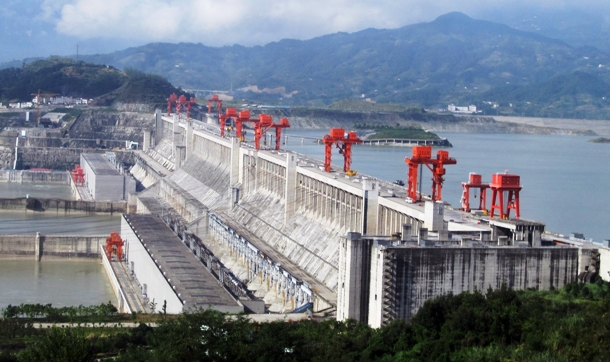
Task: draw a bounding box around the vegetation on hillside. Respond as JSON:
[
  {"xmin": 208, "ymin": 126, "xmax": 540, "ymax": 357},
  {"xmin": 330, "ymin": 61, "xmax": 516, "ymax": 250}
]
[
  {"xmin": 77, "ymin": 12, "xmax": 610, "ymax": 118},
  {"xmin": 469, "ymin": 71, "xmax": 610, "ymax": 119},
  {"xmin": 0, "ymin": 57, "xmax": 126, "ymax": 103},
  {"xmin": 0, "ymin": 58, "xmax": 190, "ymax": 108},
  {"xmin": 1, "ymin": 279, "xmax": 610, "ymax": 361}
]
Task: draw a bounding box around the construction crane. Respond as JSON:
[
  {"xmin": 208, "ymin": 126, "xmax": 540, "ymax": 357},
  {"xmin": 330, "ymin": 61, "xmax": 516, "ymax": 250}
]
[
  {"xmin": 404, "ymin": 145, "xmax": 456, "ymax": 202},
  {"xmin": 460, "ymin": 172, "xmax": 489, "ymax": 213},
  {"xmin": 489, "ymin": 172, "xmax": 522, "ymax": 219},
  {"xmin": 219, "ymin": 108, "xmax": 237, "ymax": 137},
  {"xmin": 207, "ymin": 95, "xmax": 223, "ymax": 117},
  {"xmin": 322, "ymin": 128, "xmax": 362, "ymax": 173},
  {"xmin": 31, "ymin": 89, "xmax": 59, "ymax": 127}
]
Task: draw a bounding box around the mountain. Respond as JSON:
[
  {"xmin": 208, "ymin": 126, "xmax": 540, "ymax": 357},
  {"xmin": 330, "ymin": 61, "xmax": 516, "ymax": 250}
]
[
  {"xmin": 476, "ymin": 7, "xmax": 610, "ymax": 54},
  {"xmin": 75, "ymin": 12, "xmax": 610, "ymax": 113},
  {"xmin": 0, "ymin": 58, "xmax": 190, "ymax": 107}
]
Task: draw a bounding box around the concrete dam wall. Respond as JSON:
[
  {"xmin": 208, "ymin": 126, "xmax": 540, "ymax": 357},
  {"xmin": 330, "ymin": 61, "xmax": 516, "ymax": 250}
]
[{"xmin": 132, "ymin": 113, "xmax": 595, "ymax": 313}]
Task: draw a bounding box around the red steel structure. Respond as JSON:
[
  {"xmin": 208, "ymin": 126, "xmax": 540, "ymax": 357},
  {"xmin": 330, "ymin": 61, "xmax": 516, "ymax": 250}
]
[
  {"xmin": 489, "ymin": 172, "xmax": 522, "ymax": 219},
  {"xmin": 254, "ymin": 114, "xmax": 273, "ymax": 150},
  {"xmin": 71, "ymin": 165, "xmax": 85, "ymax": 187},
  {"xmin": 270, "ymin": 117, "xmax": 290, "ymax": 150},
  {"xmin": 175, "ymin": 95, "xmax": 187, "ymax": 117},
  {"xmin": 167, "ymin": 93, "xmax": 178, "ymax": 116},
  {"xmin": 207, "ymin": 95, "xmax": 223, "ymax": 116},
  {"xmin": 460, "ymin": 172, "xmax": 489, "ymax": 212},
  {"xmin": 252, "ymin": 115, "xmax": 291, "ymax": 150},
  {"xmin": 184, "ymin": 96, "xmax": 196, "ymax": 120},
  {"xmin": 105, "ymin": 232, "xmax": 124, "ymax": 262},
  {"xmin": 219, "ymin": 108, "xmax": 237, "ymax": 137},
  {"xmin": 322, "ymin": 128, "xmax": 362, "ymax": 172},
  {"xmin": 405, "ymin": 145, "xmax": 457, "ymax": 202},
  {"xmin": 167, "ymin": 94, "xmax": 195, "ymax": 119},
  {"xmin": 235, "ymin": 110, "xmax": 257, "ymax": 142}
]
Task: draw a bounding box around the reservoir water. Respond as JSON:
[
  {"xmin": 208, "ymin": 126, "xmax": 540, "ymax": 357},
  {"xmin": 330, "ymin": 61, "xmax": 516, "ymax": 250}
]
[
  {"xmin": 0, "ymin": 183, "xmax": 119, "ymax": 309},
  {"xmin": 283, "ymin": 131, "xmax": 610, "ymax": 243}
]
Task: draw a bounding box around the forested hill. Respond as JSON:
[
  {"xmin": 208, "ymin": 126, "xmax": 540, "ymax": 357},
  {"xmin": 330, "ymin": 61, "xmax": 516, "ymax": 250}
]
[
  {"xmin": 76, "ymin": 12, "xmax": 610, "ymax": 118},
  {"xmin": 0, "ymin": 57, "xmax": 190, "ymax": 107}
]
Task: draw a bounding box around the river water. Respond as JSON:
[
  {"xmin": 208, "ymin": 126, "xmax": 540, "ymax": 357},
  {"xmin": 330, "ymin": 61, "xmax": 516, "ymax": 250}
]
[
  {"xmin": 283, "ymin": 131, "xmax": 610, "ymax": 243},
  {"xmin": 0, "ymin": 183, "xmax": 119, "ymax": 309}
]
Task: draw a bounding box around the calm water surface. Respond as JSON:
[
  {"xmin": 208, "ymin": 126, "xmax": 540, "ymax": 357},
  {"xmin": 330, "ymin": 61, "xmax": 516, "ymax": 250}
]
[
  {"xmin": 0, "ymin": 183, "xmax": 119, "ymax": 308},
  {"xmin": 283, "ymin": 131, "xmax": 610, "ymax": 242},
  {"xmin": 0, "ymin": 260, "xmax": 115, "ymax": 308},
  {"xmin": 0, "ymin": 182, "xmax": 74, "ymax": 199}
]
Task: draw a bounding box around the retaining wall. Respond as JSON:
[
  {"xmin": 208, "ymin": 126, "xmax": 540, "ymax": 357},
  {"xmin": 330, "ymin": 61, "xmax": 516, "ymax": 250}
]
[
  {"xmin": 0, "ymin": 198, "xmax": 127, "ymax": 214},
  {"xmin": 0, "ymin": 234, "xmax": 106, "ymax": 260}
]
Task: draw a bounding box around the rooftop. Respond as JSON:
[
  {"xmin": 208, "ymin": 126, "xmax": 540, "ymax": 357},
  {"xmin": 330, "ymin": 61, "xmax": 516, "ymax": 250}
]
[
  {"xmin": 123, "ymin": 214, "xmax": 240, "ymax": 309},
  {"xmin": 82, "ymin": 153, "xmax": 121, "ymax": 176}
]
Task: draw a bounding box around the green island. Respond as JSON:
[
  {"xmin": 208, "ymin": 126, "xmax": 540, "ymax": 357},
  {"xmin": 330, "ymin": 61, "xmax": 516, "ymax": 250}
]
[
  {"xmin": 1, "ymin": 279, "xmax": 609, "ymax": 361},
  {"xmin": 356, "ymin": 125, "xmax": 442, "ymax": 140},
  {"xmin": 589, "ymin": 137, "xmax": 610, "ymax": 143}
]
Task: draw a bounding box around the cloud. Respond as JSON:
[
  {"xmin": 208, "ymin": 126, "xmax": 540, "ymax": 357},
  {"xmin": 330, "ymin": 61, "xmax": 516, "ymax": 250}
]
[{"xmin": 44, "ymin": 0, "xmax": 610, "ymax": 46}]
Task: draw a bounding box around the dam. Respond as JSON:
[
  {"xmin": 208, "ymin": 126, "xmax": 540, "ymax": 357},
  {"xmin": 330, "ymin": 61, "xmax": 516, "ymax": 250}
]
[
  {"xmin": 121, "ymin": 110, "xmax": 607, "ymax": 324},
  {"xmin": 2, "ymin": 106, "xmax": 605, "ymax": 325}
]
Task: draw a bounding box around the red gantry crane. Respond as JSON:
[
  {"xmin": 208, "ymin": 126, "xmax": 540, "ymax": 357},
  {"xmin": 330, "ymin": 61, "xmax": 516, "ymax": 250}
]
[
  {"xmin": 235, "ymin": 110, "xmax": 258, "ymax": 142},
  {"xmin": 460, "ymin": 172, "xmax": 489, "ymax": 213},
  {"xmin": 489, "ymin": 172, "xmax": 522, "ymax": 219},
  {"xmin": 167, "ymin": 94, "xmax": 196, "ymax": 119},
  {"xmin": 71, "ymin": 165, "xmax": 85, "ymax": 187},
  {"xmin": 404, "ymin": 145, "xmax": 456, "ymax": 202},
  {"xmin": 253, "ymin": 115, "xmax": 291, "ymax": 150},
  {"xmin": 322, "ymin": 128, "xmax": 362, "ymax": 174},
  {"xmin": 105, "ymin": 232, "xmax": 124, "ymax": 262},
  {"xmin": 167, "ymin": 93, "xmax": 178, "ymax": 116},
  {"xmin": 219, "ymin": 108, "xmax": 237, "ymax": 137},
  {"xmin": 207, "ymin": 94, "xmax": 223, "ymax": 116}
]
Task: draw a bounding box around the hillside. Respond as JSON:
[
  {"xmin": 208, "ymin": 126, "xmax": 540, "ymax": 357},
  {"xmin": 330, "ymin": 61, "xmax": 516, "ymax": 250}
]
[
  {"xmin": 77, "ymin": 12, "xmax": 610, "ymax": 117},
  {"xmin": 471, "ymin": 71, "xmax": 610, "ymax": 119},
  {"xmin": 0, "ymin": 58, "xmax": 190, "ymax": 108}
]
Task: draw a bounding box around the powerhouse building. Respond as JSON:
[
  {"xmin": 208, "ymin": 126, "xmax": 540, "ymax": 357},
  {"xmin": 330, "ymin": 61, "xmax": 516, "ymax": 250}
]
[
  {"xmin": 81, "ymin": 153, "xmax": 135, "ymax": 200},
  {"xmin": 337, "ymin": 231, "xmax": 596, "ymax": 328}
]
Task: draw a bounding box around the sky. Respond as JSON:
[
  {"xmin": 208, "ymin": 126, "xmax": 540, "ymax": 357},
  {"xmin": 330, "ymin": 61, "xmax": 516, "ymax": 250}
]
[{"xmin": 1, "ymin": 0, "xmax": 609, "ymax": 63}]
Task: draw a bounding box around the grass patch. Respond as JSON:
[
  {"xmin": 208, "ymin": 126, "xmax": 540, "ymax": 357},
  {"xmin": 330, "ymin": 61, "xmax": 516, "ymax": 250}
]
[{"xmin": 360, "ymin": 126, "xmax": 440, "ymax": 140}]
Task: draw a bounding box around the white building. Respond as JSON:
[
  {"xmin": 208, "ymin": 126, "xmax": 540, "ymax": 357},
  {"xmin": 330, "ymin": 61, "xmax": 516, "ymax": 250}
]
[
  {"xmin": 448, "ymin": 104, "xmax": 477, "ymax": 113},
  {"xmin": 81, "ymin": 153, "xmax": 136, "ymax": 201}
]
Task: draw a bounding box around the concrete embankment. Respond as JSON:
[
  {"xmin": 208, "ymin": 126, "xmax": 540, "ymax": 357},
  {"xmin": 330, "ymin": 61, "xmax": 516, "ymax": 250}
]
[
  {"xmin": 0, "ymin": 197, "xmax": 127, "ymax": 214},
  {"xmin": 0, "ymin": 169, "xmax": 71, "ymax": 184},
  {"xmin": 0, "ymin": 234, "xmax": 106, "ymax": 260}
]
